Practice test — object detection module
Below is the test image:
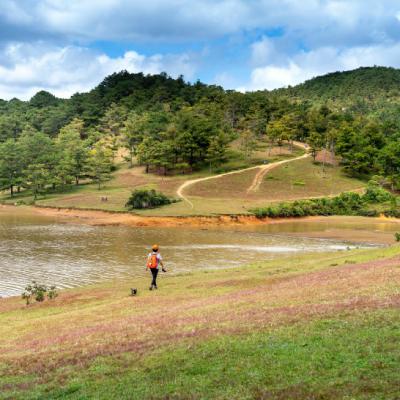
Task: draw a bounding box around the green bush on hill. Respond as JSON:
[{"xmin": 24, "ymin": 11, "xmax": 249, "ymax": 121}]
[
  {"xmin": 250, "ymin": 185, "xmax": 397, "ymax": 219},
  {"xmin": 125, "ymin": 189, "xmax": 175, "ymax": 210}
]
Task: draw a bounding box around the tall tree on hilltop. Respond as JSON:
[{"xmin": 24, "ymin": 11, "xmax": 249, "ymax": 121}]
[
  {"xmin": 87, "ymin": 140, "xmax": 114, "ymax": 189},
  {"xmin": 122, "ymin": 113, "xmax": 149, "ymax": 167},
  {"xmin": 206, "ymin": 131, "xmax": 228, "ymax": 171},
  {"xmin": 19, "ymin": 130, "xmax": 55, "ymax": 199},
  {"xmin": 56, "ymin": 120, "xmax": 88, "ymax": 186},
  {"xmin": 0, "ymin": 139, "xmax": 22, "ymax": 197},
  {"xmin": 378, "ymin": 138, "xmax": 400, "ymax": 191},
  {"xmin": 240, "ymin": 129, "xmax": 258, "ymax": 159}
]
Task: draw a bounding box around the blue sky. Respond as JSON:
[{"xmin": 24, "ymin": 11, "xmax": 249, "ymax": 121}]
[{"xmin": 1, "ymin": 0, "xmax": 400, "ymax": 99}]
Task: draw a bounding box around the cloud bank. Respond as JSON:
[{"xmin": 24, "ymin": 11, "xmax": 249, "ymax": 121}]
[
  {"xmin": 1, "ymin": 0, "xmax": 400, "ymax": 99},
  {"xmin": 0, "ymin": 44, "xmax": 198, "ymax": 99}
]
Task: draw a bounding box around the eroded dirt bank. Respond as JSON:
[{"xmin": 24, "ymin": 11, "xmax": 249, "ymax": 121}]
[
  {"xmin": 1, "ymin": 204, "xmax": 399, "ymax": 244},
  {"xmin": 26, "ymin": 205, "xmax": 268, "ymax": 226}
]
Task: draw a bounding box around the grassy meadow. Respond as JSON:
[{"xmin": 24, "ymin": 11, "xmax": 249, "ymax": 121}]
[
  {"xmin": 0, "ymin": 142, "xmax": 369, "ymax": 217},
  {"xmin": 1, "ymin": 245, "xmax": 399, "ymax": 399}
]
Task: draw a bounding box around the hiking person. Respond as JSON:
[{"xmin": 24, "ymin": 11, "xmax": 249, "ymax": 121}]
[{"xmin": 146, "ymin": 244, "xmax": 166, "ymax": 290}]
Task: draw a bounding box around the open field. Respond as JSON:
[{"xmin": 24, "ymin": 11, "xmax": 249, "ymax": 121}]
[
  {"xmin": 187, "ymin": 157, "xmax": 365, "ymax": 202},
  {"xmin": 256, "ymin": 158, "xmax": 366, "ymax": 201},
  {"xmin": 0, "ymin": 142, "xmax": 368, "ymax": 217},
  {"xmin": 0, "ymin": 144, "xmax": 312, "ymax": 216},
  {"xmin": 1, "ymin": 245, "xmax": 400, "ymax": 399}
]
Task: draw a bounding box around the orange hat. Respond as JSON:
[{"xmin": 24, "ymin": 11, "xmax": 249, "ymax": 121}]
[{"xmin": 152, "ymin": 244, "xmax": 159, "ymax": 251}]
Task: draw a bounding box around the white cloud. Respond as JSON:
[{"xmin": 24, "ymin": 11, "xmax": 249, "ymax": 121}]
[
  {"xmin": 1, "ymin": 0, "xmax": 400, "ymax": 45},
  {"xmin": 251, "ymin": 37, "xmax": 278, "ymax": 67},
  {"xmin": 244, "ymin": 41, "xmax": 400, "ymax": 91},
  {"xmin": 1, "ymin": 1, "xmax": 400, "ymax": 96},
  {"xmin": 249, "ymin": 62, "xmax": 307, "ymax": 90},
  {"xmin": 0, "ymin": 44, "xmax": 198, "ymax": 100}
]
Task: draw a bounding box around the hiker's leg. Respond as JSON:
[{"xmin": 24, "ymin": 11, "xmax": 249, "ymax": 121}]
[
  {"xmin": 151, "ymin": 269, "xmax": 158, "ymax": 287},
  {"xmin": 151, "ymin": 269, "xmax": 159, "ymax": 287},
  {"xmin": 149, "ymin": 269, "xmax": 155, "ymax": 289}
]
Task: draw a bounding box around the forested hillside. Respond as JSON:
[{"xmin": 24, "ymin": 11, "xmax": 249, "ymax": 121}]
[
  {"xmin": 0, "ymin": 67, "xmax": 399, "ymax": 201},
  {"xmin": 281, "ymin": 66, "xmax": 400, "ymax": 103}
]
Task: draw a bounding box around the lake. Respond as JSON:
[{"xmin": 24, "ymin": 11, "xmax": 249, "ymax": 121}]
[{"xmin": 1, "ymin": 208, "xmax": 397, "ymax": 297}]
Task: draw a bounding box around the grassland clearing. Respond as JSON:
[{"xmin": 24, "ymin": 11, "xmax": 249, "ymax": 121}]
[
  {"xmin": 186, "ymin": 156, "xmax": 365, "ymax": 210},
  {"xmin": 0, "ymin": 143, "xmax": 303, "ymax": 215},
  {"xmin": 256, "ymin": 157, "xmax": 366, "ymax": 201}
]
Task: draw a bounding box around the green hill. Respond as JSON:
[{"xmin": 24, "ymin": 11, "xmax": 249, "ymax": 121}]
[
  {"xmin": 0, "ymin": 67, "xmax": 399, "ymax": 210},
  {"xmin": 278, "ymin": 66, "xmax": 400, "ymax": 106}
]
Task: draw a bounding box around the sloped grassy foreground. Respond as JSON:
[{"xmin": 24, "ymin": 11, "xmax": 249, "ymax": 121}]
[{"xmin": 1, "ymin": 246, "xmax": 400, "ymax": 399}]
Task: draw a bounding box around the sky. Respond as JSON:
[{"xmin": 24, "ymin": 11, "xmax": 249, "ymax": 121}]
[{"xmin": 2, "ymin": 0, "xmax": 400, "ymax": 100}]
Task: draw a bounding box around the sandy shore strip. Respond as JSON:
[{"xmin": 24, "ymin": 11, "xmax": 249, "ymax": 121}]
[{"xmin": 1, "ymin": 204, "xmax": 399, "ymax": 244}]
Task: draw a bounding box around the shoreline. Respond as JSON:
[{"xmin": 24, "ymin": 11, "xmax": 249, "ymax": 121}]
[
  {"xmin": 2, "ymin": 203, "xmax": 400, "ymax": 229},
  {"xmin": 1, "ymin": 204, "xmax": 399, "ymax": 246},
  {"xmin": 1, "ymin": 203, "xmax": 297, "ymax": 227}
]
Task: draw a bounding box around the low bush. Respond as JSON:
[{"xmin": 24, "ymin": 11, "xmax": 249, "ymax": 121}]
[
  {"xmin": 21, "ymin": 281, "xmax": 58, "ymax": 305},
  {"xmin": 395, "ymin": 233, "xmax": 400, "ymax": 242},
  {"xmin": 125, "ymin": 189, "xmax": 175, "ymax": 210},
  {"xmin": 384, "ymin": 209, "xmax": 400, "ymax": 218},
  {"xmin": 363, "ymin": 182, "xmax": 395, "ymax": 203},
  {"xmin": 251, "ymin": 187, "xmax": 396, "ymax": 219}
]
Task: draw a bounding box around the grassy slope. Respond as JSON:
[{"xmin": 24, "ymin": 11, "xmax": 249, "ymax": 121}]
[
  {"xmin": 188, "ymin": 157, "xmax": 365, "ymax": 202},
  {"xmin": 0, "ymin": 142, "xmax": 366, "ymax": 216},
  {"xmin": 0, "ymin": 144, "xmax": 324, "ymax": 217},
  {"xmin": 256, "ymin": 158, "xmax": 365, "ymax": 201},
  {"xmin": 1, "ymin": 245, "xmax": 399, "ymax": 399}
]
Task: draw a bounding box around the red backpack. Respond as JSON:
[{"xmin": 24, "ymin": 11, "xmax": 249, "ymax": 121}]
[{"xmin": 147, "ymin": 253, "xmax": 158, "ymax": 269}]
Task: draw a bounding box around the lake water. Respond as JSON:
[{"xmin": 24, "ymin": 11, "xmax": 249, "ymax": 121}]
[{"xmin": 0, "ymin": 209, "xmax": 395, "ymax": 297}]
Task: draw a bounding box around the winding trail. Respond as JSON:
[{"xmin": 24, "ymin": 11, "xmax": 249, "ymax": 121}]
[
  {"xmin": 177, "ymin": 142, "xmax": 309, "ymax": 209},
  {"xmin": 247, "ymin": 150, "xmax": 309, "ymax": 193}
]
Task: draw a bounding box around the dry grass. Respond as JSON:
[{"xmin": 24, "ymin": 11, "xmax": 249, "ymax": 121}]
[
  {"xmin": 0, "ymin": 144, "xmax": 310, "ymax": 217},
  {"xmin": 177, "ymin": 156, "xmax": 365, "ymax": 216},
  {"xmin": 256, "ymin": 157, "xmax": 365, "ymax": 201}
]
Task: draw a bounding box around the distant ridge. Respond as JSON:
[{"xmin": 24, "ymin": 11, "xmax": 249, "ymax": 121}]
[
  {"xmin": 0, "ymin": 66, "xmax": 398, "ymax": 106},
  {"xmin": 276, "ymin": 66, "xmax": 400, "ymax": 103}
]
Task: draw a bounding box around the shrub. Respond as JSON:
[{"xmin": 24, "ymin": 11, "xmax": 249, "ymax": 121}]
[
  {"xmin": 250, "ymin": 189, "xmax": 394, "ymax": 219},
  {"xmin": 21, "ymin": 281, "xmax": 58, "ymax": 305},
  {"xmin": 395, "ymin": 232, "xmax": 400, "ymax": 242},
  {"xmin": 363, "ymin": 183, "xmax": 394, "ymax": 203},
  {"xmin": 384, "ymin": 209, "xmax": 400, "ymax": 218},
  {"xmin": 47, "ymin": 285, "xmax": 59, "ymax": 300},
  {"xmin": 358, "ymin": 209, "xmax": 379, "ymax": 217},
  {"xmin": 125, "ymin": 189, "xmax": 174, "ymax": 210}
]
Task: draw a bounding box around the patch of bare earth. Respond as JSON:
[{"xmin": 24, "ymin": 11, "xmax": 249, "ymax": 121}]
[
  {"xmin": 2, "ymin": 255, "xmax": 399, "ymax": 381},
  {"xmin": 114, "ymin": 166, "xmax": 184, "ymax": 196}
]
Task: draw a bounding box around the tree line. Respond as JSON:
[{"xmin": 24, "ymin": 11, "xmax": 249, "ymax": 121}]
[
  {"xmin": 0, "ymin": 119, "xmax": 114, "ymax": 198},
  {"xmin": 0, "ymin": 68, "xmax": 400, "ymax": 198}
]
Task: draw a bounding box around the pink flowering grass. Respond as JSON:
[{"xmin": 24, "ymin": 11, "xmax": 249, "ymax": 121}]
[{"xmin": 0, "ymin": 245, "xmax": 399, "ymax": 397}]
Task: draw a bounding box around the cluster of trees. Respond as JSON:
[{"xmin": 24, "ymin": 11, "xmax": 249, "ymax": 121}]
[
  {"xmin": 0, "ymin": 119, "xmax": 114, "ymax": 198},
  {"xmin": 279, "ymin": 66, "xmax": 400, "ymax": 106},
  {"xmin": 125, "ymin": 106, "xmax": 232, "ymax": 175},
  {"xmin": 1, "ymin": 67, "xmax": 400, "ymax": 199},
  {"xmin": 265, "ymin": 104, "xmax": 400, "ymax": 189}
]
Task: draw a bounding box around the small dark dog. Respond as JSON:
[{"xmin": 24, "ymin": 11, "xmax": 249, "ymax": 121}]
[{"xmin": 130, "ymin": 288, "xmax": 137, "ymax": 296}]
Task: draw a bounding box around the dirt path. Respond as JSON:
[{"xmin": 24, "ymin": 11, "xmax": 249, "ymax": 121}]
[
  {"xmin": 177, "ymin": 165, "xmax": 262, "ymax": 208},
  {"xmin": 247, "ymin": 151, "xmax": 309, "ymax": 193},
  {"xmin": 177, "ymin": 142, "xmax": 309, "ymax": 208}
]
